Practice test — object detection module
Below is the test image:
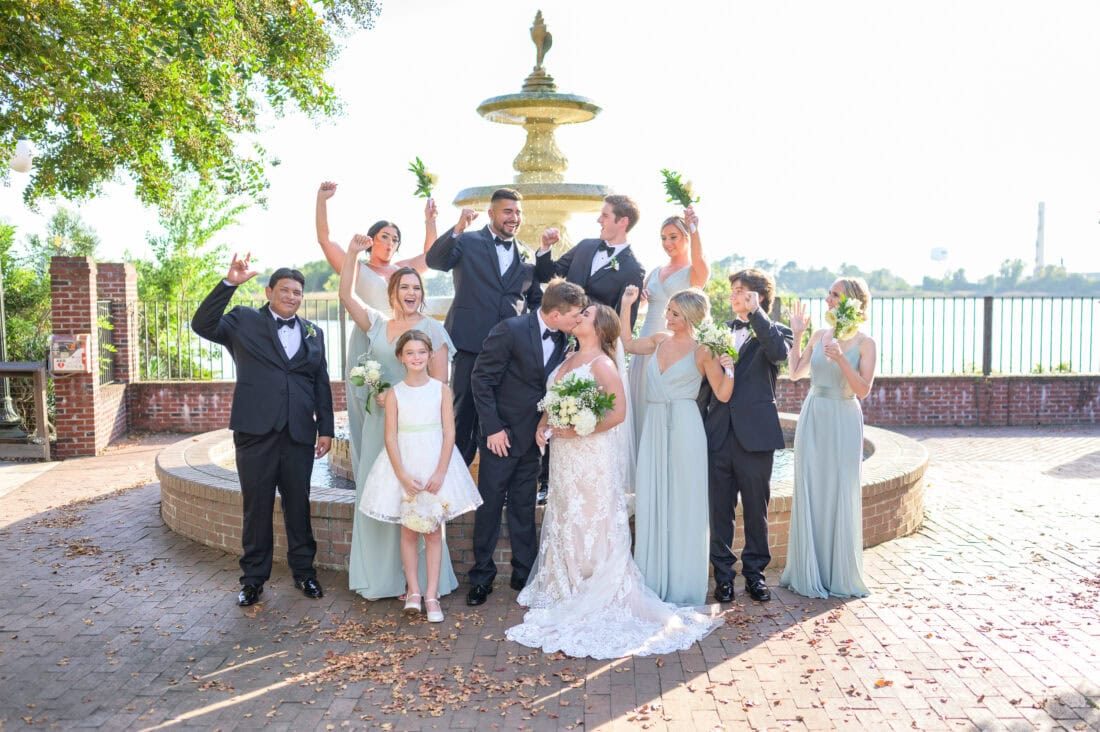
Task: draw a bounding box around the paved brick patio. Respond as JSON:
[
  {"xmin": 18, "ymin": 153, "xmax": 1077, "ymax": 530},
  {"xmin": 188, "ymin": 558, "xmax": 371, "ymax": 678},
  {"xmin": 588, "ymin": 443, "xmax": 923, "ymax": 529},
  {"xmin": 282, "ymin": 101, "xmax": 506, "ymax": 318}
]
[{"xmin": 1, "ymin": 426, "xmax": 1097, "ymax": 730}]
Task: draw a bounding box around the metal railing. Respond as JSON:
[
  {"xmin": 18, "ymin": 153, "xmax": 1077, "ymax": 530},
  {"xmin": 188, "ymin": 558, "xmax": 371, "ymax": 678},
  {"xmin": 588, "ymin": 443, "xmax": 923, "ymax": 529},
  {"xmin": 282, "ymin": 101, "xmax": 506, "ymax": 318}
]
[
  {"xmin": 136, "ymin": 295, "xmax": 348, "ymax": 381},
  {"xmin": 132, "ymin": 294, "xmax": 1099, "ymax": 380},
  {"xmin": 97, "ymin": 299, "xmax": 116, "ymax": 385},
  {"xmin": 785, "ymin": 296, "xmax": 1099, "ymax": 375}
]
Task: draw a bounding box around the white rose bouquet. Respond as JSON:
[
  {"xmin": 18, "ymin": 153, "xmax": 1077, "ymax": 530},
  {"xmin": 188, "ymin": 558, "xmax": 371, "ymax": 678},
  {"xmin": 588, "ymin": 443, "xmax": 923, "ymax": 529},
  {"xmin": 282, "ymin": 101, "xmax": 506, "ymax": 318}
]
[
  {"xmin": 401, "ymin": 491, "xmax": 447, "ymax": 533},
  {"xmin": 824, "ymin": 295, "xmax": 862, "ymax": 340},
  {"xmin": 347, "ymin": 355, "xmax": 390, "ymax": 414},
  {"xmin": 537, "ymin": 373, "xmax": 616, "ymax": 437},
  {"xmin": 694, "ymin": 319, "xmax": 739, "ymax": 377}
]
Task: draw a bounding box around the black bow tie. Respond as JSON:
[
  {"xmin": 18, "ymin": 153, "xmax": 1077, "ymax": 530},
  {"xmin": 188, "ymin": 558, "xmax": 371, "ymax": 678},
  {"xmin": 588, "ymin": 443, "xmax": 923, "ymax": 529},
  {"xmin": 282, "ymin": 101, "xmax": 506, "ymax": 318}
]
[
  {"xmin": 494, "ymin": 236, "xmax": 513, "ymax": 251},
  {"xmin": 597, "ymin": 241, "xmax": 615, "ymax": 256},
  {"xmin": 276, "ymin": 317, "xmax": 297, "ymax": 330},
  {"xmin": 542, "ymin": 328, "xmax": 557, "ymax": 341},
  {"xmin": 730, "ymin": 320, "xmax": 750, "ymax": 331}
]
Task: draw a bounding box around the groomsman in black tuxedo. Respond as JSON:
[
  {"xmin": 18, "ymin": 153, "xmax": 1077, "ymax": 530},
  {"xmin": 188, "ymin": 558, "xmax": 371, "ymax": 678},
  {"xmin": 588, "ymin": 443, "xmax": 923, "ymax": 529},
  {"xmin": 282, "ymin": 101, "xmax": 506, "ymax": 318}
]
[
  {"xmin": 192, "ymin": 255, "xmax": 334, "ymax": 607},
  {"xmin": 535, "ymin": 194, "xmax": 646, "ymax": 330},
  {"xmin": 426, "ymin": 188, "xmax": 543, "ymax": 465},
  {"xmin": 698, "ymin": 269, "xmax": 792, "ymax": 603},
  {"xmin": 465, "ymin": 280, "xmax": 588, "ymax": 606}
]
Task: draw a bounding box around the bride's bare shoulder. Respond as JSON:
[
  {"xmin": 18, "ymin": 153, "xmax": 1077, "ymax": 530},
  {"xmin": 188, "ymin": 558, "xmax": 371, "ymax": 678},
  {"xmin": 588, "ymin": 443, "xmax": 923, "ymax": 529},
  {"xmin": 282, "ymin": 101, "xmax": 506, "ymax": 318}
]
[{"xmin": 589, "ymin": 354, "xmax": 621, "ymax": 381}]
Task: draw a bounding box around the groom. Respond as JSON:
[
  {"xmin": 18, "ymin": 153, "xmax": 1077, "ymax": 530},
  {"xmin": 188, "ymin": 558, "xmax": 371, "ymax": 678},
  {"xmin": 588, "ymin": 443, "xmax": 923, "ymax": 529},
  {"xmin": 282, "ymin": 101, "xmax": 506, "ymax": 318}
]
[
  {"xmin": 535, "ymin": 194, "xmax": 646, "ymax": 330},
  {"xmin": 698, "ymin": 268, "xmax": 792, "ymax": 603},
  {"xmin": 192, "ymin": 255, "xmax": 334, "ymax": 607},
  {"xmin": 465, "ymin": 279, "xmax": 588, "ymax": 606}
]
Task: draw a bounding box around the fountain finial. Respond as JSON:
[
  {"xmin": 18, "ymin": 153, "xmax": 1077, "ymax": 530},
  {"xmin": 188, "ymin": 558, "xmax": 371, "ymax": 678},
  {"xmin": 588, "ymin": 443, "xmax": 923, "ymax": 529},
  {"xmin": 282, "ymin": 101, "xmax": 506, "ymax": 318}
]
[{"xmin": 523, "ymin": 11, "xmax": 557, "ymax": 92}]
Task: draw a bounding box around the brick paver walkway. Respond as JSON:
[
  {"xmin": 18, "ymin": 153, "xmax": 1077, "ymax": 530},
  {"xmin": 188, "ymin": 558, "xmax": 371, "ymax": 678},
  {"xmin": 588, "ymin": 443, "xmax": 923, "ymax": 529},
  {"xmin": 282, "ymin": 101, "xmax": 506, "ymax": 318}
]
[{"xmin": 1, "ymin": 426, "xmax": 1097, "ymax": 730}]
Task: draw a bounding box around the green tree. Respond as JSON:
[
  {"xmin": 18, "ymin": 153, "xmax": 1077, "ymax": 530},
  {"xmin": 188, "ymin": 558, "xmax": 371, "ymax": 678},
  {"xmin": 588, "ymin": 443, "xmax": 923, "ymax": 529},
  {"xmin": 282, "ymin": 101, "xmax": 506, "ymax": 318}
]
[
  {"xmin": 997, "ymin": 258, "xmax": 1026, "ymax": 290},
  {"xmin": 1, "ymin": 1, "xmax": 379, "ymax": 207}
]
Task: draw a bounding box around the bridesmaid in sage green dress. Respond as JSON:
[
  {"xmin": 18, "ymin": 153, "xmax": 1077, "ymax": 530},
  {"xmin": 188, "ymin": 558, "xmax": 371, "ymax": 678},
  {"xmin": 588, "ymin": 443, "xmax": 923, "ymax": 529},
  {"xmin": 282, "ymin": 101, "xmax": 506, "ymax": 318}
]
[
  {"xmin": 620, "ymin": 286, "xmax": 734, "ymax": 606},
  {"xmin": 781, "ymin": 277, "xmax": 878, "ymax": 599},
  {"xmin": 628, "ymin": 208, "xmax": 709, "ymax": 444},
  {"xmin": 338, "ymin": 236, "xmax": 459, "ymax": 601}
]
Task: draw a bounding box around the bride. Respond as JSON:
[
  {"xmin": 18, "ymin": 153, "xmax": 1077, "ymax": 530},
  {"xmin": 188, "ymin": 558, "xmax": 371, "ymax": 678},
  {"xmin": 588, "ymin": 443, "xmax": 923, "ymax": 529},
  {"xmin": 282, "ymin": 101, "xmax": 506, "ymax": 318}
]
[{"xmin": 505, "ymin": 303, "xmax": 722, "ymax": 659}]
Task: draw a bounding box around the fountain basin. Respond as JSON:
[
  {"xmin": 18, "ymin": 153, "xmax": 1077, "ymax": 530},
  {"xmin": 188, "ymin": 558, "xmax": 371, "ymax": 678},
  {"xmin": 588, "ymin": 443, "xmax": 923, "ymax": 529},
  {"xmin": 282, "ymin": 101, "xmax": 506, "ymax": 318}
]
[
  {"xmin": 157, "ymin": 414, "xmax": 927, "ymax": 575},
  {"xmin": 477, "ymin": 92, "xmax": 601, "ymax": 125}
]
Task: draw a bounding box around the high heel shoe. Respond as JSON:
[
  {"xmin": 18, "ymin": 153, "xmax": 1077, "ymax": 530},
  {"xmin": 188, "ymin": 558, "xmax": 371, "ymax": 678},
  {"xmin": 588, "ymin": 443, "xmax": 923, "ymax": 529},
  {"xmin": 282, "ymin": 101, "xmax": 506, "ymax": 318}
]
[
  {"xmin": 403, "ymin": 593, "xmax": 422, "ymax": 615},
  {"xmin": 425, "ymin": 598, "xmax": 444, "ymax": 623}
]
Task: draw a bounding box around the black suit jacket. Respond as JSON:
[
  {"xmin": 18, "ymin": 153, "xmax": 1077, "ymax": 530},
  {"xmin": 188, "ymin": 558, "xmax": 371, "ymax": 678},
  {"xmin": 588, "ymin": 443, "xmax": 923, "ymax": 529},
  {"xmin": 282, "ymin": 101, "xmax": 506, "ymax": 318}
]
[
  {"xmin": 534, "ymin": 238, "xmax": 646, "ymax": 328},
  {"xmin": 470, "ymin": 312, "xmax": 566, "ymax": 455},
  {"xmin": 426, "ymin": 225, "xmax": 542, "ymax": 353},
  {"xmin": 697, "ymin": 308, "xmax": 793, "ymax": 452},
  {"xmin": 192, "ymin": 282, "xmax": 335, "ymax": 445}
]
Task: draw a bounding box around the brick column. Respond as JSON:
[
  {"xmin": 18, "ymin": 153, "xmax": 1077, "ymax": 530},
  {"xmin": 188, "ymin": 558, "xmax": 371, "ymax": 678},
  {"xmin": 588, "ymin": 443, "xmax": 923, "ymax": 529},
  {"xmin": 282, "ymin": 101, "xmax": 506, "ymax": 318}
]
[
  {"xmin": 50, "ymin": 256, "xmax": 100, "ymax": 457},
  {"xmin": 95, "ymin": 263, "xmax": 139, "ymax": 383}
]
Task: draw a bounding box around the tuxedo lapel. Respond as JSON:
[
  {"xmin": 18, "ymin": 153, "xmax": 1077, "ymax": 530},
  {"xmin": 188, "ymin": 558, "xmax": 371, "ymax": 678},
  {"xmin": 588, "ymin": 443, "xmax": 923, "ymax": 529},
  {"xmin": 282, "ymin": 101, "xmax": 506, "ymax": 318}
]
[{"xmin": 576, "ymin": 240, "xmax": 599, "ymax": 285}]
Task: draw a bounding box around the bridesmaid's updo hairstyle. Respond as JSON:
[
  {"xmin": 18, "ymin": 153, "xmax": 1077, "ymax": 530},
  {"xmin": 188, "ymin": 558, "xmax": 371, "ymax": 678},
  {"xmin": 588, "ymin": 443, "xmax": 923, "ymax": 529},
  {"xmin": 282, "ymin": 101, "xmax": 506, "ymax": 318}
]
[
  {"xmin": 660, "ymin": 216, "xmax": 690, "ymax": 237},
  {"xmin": 394, "ymin": 329, "xmax": 433, "ymax": 358},
  {"xmin": 366, "ymin": 220, "xmax": 402, "ymax": 251},
  {"xmin": 590, "ymin": 304, "xmax": 621, "ymax": 361},
  {"xmin": 387, "ymin": 266, "xmax": 426, "ymax": 313},
  {"xmin": 668, "ymin": 288, "xmax": 710, "ymax": 329},
  {"xmin": 835, "ymin": 277, "xmax": 872, "ymax": 321}
]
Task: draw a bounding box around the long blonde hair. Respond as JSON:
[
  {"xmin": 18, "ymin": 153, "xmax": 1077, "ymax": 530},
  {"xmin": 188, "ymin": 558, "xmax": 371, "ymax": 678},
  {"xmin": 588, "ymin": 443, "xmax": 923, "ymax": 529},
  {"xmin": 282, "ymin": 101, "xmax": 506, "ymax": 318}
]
[{"xmin": 668, "ymin": 288, "xmax": 710, "ymax": 329}]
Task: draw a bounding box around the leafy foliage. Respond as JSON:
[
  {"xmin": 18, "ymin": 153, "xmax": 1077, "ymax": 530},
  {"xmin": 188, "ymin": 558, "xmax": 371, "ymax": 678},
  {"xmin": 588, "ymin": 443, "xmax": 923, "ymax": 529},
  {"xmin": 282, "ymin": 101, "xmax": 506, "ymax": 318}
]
[
  {"xmin": 659, "ymin": 168, "xmax": 699, "ymax": 208},
  {"xmin": 0, "ymin": 0, "xmax": 379, "ymax": 207},
  {"xmin": 408, "ymin": 157, "xmax": 438, "ymax": 199}
]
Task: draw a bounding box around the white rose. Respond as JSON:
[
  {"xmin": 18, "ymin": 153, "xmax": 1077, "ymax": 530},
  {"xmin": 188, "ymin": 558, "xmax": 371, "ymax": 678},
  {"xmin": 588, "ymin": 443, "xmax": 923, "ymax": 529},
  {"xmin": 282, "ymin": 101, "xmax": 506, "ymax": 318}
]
[{"xmin": 572, "ymin": 409, "xmax": 598, "ymax": 436}]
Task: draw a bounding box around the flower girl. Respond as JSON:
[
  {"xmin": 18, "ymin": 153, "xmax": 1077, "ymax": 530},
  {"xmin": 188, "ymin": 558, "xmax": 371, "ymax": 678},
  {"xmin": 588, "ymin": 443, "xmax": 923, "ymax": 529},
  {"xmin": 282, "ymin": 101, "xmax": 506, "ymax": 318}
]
[{"xmin": 359, "ymin": 330, "xmax": 482, "ymax": 622}]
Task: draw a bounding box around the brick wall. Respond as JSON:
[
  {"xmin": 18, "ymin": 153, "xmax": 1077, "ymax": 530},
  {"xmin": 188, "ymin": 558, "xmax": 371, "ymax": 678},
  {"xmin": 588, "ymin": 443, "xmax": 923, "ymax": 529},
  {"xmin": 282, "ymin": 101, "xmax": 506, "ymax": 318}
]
[
  {"xmin": 135, "ymin": 375, "xmax": 1097, "ymax": 434},
  {"xmin": 50, "ymin": 257, "xmax": 100, "ymax": 457}
]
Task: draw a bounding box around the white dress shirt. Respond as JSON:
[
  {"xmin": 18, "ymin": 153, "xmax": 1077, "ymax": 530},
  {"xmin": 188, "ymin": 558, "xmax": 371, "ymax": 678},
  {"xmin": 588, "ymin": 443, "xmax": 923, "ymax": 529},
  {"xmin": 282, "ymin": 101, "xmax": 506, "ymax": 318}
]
[
  {"xmin": 732, "ymin": 318, "xmax": 753, "ymax": 352},
  {"xmin": 590, "ymin": 242, "xmax": 631, "ymax": 276},
  {"xmin": 272, "ymin": 310, "xmax": 302, "ymax": 358},
  {"xmin": 536, "ymin": 310, "xmax": 557, "ymax": 365}
]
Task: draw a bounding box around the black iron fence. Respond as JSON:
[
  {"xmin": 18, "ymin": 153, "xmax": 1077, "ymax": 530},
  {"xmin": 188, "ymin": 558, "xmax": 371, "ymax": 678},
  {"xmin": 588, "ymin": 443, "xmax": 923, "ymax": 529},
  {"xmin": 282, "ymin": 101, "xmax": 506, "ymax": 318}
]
[
  {"xmin": 97, "ymin": 299, "xmax": 116, "ymax": 385},
  {"xmin": 131, "ymin": 295, "xmax": 1099, "ymax": 380}
]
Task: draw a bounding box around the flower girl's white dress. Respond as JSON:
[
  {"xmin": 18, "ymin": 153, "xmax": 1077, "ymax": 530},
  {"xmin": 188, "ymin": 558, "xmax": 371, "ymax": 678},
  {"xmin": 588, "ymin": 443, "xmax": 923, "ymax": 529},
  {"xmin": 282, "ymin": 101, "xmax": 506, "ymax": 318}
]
[{"xmin": 358, "ymin": 379, "xmax": 482, "ymax": 524}]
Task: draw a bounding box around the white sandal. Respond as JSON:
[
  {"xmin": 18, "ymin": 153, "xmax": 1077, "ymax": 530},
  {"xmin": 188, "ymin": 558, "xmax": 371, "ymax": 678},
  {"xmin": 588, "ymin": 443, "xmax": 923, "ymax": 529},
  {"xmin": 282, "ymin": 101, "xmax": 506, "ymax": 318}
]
[
  {"xmin": 425, "ymin": 597, "xmax": 444, "ymax": 623},
  {"xmin": 403, "ymin": 593, "xmax": 422, "ymax": 615}
]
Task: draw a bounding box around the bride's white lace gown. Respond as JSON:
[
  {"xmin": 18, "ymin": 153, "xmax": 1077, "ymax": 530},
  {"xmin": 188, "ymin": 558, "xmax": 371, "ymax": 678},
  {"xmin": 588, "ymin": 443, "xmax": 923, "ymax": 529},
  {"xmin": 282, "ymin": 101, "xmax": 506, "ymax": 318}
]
[{"xmin": 505, "ymin": 361, "xmax": 722, "ymax": 659}]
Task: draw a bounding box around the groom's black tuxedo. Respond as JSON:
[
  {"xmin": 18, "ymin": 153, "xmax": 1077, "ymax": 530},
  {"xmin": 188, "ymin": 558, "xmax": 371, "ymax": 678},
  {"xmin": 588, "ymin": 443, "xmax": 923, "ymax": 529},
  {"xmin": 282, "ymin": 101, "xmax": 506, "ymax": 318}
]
[
  {"xmin": 697, "ymin": 308, "xmax": 792, "ymax": 587},
  {"xmin": 427, "ymin": 225, "xmax": 543, "ymax": 465},
  {"xmin": 535, "ymin": 239, "xmax": 646, "ymax": 329},
  {"xmin": 467, "ymin": 311, "xmax": 567, "ymax": 586},
  {"xmin": 192, "ymin": 281, "xmax": 334, "ymax": 587}
]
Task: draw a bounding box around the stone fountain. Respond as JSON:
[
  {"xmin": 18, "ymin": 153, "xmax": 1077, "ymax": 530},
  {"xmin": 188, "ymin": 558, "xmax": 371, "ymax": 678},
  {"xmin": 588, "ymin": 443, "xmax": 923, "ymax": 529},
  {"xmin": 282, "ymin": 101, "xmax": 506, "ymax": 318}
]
[{"xmin": 453, "ymin": 11, "xmax": 609, "ymax": 253}]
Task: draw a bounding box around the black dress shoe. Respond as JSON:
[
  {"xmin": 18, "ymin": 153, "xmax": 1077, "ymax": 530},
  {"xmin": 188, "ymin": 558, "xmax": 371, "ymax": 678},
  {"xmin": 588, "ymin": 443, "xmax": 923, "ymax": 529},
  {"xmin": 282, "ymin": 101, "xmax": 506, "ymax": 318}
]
[
  {"xmin": 746, "ymin": 578, "xmax": 771, "ymax": 602},
  {"xmin": 536, "ymin": 484, "xmax": 548, "ymax": 506},
  {"xmin": 510, "ymin": 575, "xmax": 527, "ymax": 592},
  {"xmin": 466, "ymin": 584, "xmax": 493, "ymax": 606},
  {"xmin": 237, "ymin": 584, "xmax": 263, "ymax": 606},
  {"xmin": 294, "ymin": 577, "xmax": 324, "ymax": 599},
  {"xmin": 714, "ymin": 581, "xmax": 735, "ymax": 603}
]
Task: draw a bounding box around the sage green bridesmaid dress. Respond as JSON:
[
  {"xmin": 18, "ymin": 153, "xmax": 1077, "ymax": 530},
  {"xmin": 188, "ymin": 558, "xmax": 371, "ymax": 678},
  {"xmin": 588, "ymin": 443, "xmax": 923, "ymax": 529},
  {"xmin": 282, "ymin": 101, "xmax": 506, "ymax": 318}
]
[
  {"xmin": 780, "ymin": 341, "xmax": 870, "ymax": 599},
  {"xmin": 633, "ymin": 341, "xmax": 710, "ymax": 606}
]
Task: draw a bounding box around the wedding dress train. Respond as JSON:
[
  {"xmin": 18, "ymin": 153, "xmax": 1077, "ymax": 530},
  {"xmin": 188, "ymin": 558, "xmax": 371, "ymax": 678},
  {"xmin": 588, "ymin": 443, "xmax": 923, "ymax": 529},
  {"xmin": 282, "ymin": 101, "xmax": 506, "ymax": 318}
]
[{"xmin": 505, "ymin": 361, "xmax": 721, "ymax": 659}]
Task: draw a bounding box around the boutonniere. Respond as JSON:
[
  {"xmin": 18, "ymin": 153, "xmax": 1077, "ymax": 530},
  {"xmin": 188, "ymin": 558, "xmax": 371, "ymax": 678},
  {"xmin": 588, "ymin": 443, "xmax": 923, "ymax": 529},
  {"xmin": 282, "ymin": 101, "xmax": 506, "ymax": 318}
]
[
  {"xmin": 566, "ymin": 334, "xmax": 578, "ymax": 353},
  {"xmin": 517, "ymin": 247, "xmax": 530, "ymax": 264},
  {"xmin": 608, "ymin": 256, "xmax": 620, "ymax": 271},
  {"xmin": 305, "ymin": 323, "xmax": 316, "ymax": 339}
]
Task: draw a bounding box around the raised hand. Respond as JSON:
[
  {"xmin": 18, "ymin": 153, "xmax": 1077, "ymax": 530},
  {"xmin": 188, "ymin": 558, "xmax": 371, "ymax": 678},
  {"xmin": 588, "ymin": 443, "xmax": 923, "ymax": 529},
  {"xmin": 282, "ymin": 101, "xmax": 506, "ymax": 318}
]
[
  {"xmin": 622, "ymin": 285, "xmax": 640, "ymax": 307},
  {"xmin": 790, "ymin": 300, "xmax": 810, "ymax": 335},
  {"xmin": 348, "ymin": 233, "xmax": 372, "ymax": 255},
  {"xmin": 317, "ymin": 181, "xmax": 337, "ymax": 201},
  {"xmin": 225, "ymin": 252, "xmax": 257, "ymax": 286},
  {"xmin": 424, "ymin": 197, "xmax": 438, "ymax": 222},
  {"xmin": 683, "ymin": 205, "xmax": 699, "ymax": 232},
  {"xmin": 745, "ymin": 289, "xmax": 761, "ymax": 314},
  {"xmin": 540, "ymin": 228, "xmax": 561, "ymax": 251},
  {"xmin": 454, "ymin": 207, "xmax": 478, "ymax": 235}
]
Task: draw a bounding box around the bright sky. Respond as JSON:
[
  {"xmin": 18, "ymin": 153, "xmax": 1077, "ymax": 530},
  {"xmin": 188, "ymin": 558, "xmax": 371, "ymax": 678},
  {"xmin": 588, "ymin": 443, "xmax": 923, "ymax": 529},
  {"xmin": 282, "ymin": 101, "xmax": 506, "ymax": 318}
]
[{"xmin": 3, "ymin": 0, "xmax": 1100, "ymax": 284}]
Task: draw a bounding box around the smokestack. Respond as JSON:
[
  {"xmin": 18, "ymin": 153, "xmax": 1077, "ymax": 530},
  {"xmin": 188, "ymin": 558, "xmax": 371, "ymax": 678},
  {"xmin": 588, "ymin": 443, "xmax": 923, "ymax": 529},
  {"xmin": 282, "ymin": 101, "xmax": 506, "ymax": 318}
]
[{"xmin": 1035, "ymin": 202, "xmax": 1045, "ymax": 276}]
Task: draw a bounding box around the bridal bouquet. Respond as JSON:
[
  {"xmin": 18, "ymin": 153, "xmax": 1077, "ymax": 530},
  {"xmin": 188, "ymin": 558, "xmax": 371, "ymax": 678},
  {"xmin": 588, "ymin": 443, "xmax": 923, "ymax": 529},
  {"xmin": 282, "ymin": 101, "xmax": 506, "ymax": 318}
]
[
  {"xmin": 694, "ymin": 319, "xmax": 739, "ymax": 362},
  {"xmin": 408, "ymin": 156, "xmax": 438, "ymax": 199},
  {"xmin": 825, "ymin": 295, "xmax": 861, "ymax": 340},
  {"xmin": 538, "ymin": 374, "xmax": 616, "ymax": 437},
  {"xmin": 347, "ymin": 355, "xmax": 390, "ymax": 414},
  {"xmin": 401, "ymin": 491, "xmax": 447, "ymax": 533}
]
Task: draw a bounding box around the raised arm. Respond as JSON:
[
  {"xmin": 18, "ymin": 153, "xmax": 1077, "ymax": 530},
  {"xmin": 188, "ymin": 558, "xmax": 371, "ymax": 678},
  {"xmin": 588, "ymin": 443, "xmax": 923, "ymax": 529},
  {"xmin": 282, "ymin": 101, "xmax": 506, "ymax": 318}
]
[
  {"xmin": 338, "ymin": 235, "xmax": 377, "ymax": 332},
  {"xmin": 787, "ymin": 300, "xmax": 816, "ymax": 380},
  {"xmin": 394, "ymin": 198, "xmax": 439, "ymax": 273},
  {"xmin": 745, "ymin": 298, "xmax": 792, "ymax": 365},
  {"xmin": 534, "ymin": 228, "xmax": 573, "ymax": 282},
  {"xmin": 315, "ymin": 181, "xmax": 345, "ymax": 273},
  {"xmin": 425, "ymin": 207, "xmax": 478, "ymax": 272},
  {"xmin": 683, "ymin": 207, "xmax": 710, "ymax": 288},
  {"xmin": 618, "ymin": 285, "xmax": 665, "ymax": 355},
  {"xmin": 192, "ymin": 252, "xmax": 256, "ymax": 346}
]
